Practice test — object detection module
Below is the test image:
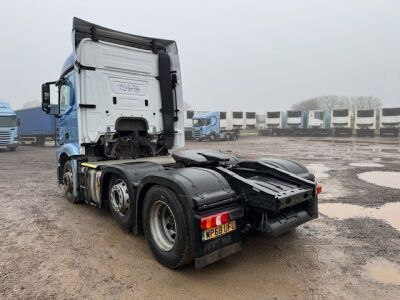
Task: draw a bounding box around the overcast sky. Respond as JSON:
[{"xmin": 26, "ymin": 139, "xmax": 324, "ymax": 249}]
[{"xmin": 0, "ymin": 0, "xmax": 399, "ymax": 112}]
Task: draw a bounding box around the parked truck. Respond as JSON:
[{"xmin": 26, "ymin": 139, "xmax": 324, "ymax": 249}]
[
  {"xmin": 355, "ymin": 109, "xmax": 376, "ymax": 137},
  {"xmin": 307, "ymin": 110, "xmax": 331, "ymax": 136},
  {"xmin": 331, "ymin": 109, "xmax": 354, "ymax": 136},
  {"xmin": 15, "ymin": 107, "xmax": 56, "ymax": 146},
  {"xmin": 41, "ymin": 18, "xmax": 320, "ymax": 269},
  {"xmin": 0, "ymin": 102, "xmax": 19, "ymax": 151},
  {"xmin": 286, "ymin": 110, "xmax": 307, "ymax": 135},
  {"xmin": 379, "ymin": 107, "xmax": 400, "ymax": 137},
  {"xmin": 192, "ymin": 111, "xmax": 239, "ymax": 141}
]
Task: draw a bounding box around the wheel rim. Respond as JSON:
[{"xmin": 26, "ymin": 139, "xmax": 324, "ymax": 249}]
[
  {"xmin": 110, "ymin": 179, "xmax": 130, "ymax": 217},
  {"xmin": 63, "ymin": 169, "xmax": 73, "ymax": 195},
  {"xmin": 149, "ymin": 200, "xmax": 177, "ymax": 251}
]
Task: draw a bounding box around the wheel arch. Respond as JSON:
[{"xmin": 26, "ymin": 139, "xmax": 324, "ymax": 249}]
[{"xmin": 136, "ymin": 168, "xmax": 237, "ymax": 257}]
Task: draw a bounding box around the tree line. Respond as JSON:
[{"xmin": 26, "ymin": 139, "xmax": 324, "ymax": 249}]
[{"xmin": 292, "ymin": 95, "xmax": 382, "ymax": 111}]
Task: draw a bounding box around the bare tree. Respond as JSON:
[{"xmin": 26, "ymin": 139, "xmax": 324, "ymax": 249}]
[
  {"xmin": 292, "ymin": 95, "xmax": 350, "ymax": 111},
  {"xmin": 292, "ymin": 95, "xmax": 382, "ymax": 111},
  {"xmin": 350, "ymin": 96, "xmax": 382, "ymax": 109}
]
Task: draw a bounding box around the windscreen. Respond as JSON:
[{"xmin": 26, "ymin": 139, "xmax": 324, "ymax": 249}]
[
  {"xmin": 333, "ymin": 110, "xmax": 348, "ymax": 117},
  {"xmin": 357, "ymin": 110, "xmax": 374, "ymax": 117},
  {"xmin": 193, "ymin": 118, "xmax": 206, "ymax": 127},
  {"xmin": 382, "ymin": 108, "xmax": 400, "ymax": 116},
  {"xmin": 288, "ymin": 111, "xmax": 301, "ymax": 118},
  {"xmin": 246, "ymin": 112, "xmax": 256, "ymax": 118},
  {"xmin": 0, "ymin": 116, "xmax": 17, "ymax": 127},
  {"xmin": 233, "ymin": 112, "xmax": 243, "ymax": 118},
  {"xmin": 267, "ymin": 112, "xmax": 280, "ymax": 118},
  {"xmin": 314, "ymin": 111, "xmax": 324, "ymax": 120},
  {"xmin": 220, "ymin": 112, "xmax": 226, "ymax": 119}
]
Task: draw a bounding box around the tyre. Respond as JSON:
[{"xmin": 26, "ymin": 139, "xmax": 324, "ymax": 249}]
[
  {"xmin": 226, "ymin": 133, "xmax": 231, "ymax": 141},
  {"xmin": 63, "ymin": 160, "xmax": 81, "ymax": 204},
  {"xmin": 9, "ymin": 147, "xmax": 17, "ymax": 152},
  {"xmin": 143, "ymin": 185, "xmax": 192, "ymax": 269},
  {"xmin": 108, "ymin": 175, "xmax": 135, "ymax": 229},
  {"xmin": 208, "ymin": 134, "xmax": 216, "ymax": 142},
  {"xmin": 232, "ymin": 133, "xmax": 238, "ymax": 141}
]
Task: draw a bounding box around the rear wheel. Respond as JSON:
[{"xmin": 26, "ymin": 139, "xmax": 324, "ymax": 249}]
[
  {"xmin": 109, "ymin": 175, "xmax": 135, "ymax": 229},
  {"xmin": 143, "ymin": 185, "xmax": 192, "ymax": 269}
]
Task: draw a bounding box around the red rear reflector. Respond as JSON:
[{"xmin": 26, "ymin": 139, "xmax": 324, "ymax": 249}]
[
  {"xmin": 200, "ymin": 212, "xmax": 230, "ymax": 230},
  {"xmin": 316, "ymin": 184, "xmax": 322, "ymax": 195}
]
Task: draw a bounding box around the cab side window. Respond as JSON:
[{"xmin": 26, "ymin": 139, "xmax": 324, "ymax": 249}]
[{"xmin": 59, "ymin": 84, "xmax": 71, "ymax": 114}]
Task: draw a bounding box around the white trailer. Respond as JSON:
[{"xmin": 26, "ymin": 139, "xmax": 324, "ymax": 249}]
[
  {"xmin": 245, "ymin": 112, "xmax": 256, "ymax": 129},
  {"xmin": 331, "ymin": 109, "xmax": 354, "ymax": 136},
  {"xmin": 379, "ymin": 107, "xmax": 400, "ymax": 137},
  {"xmin": 232, "ymin": 111, "xmax": 245, "ymax": 129},
  {"xmin": 355, "ymin": 109, "xmax": 376, "ymax": 137},
  {"xmin": 259, "ymin": 111, "xmax": 288, "ymax": 136}
]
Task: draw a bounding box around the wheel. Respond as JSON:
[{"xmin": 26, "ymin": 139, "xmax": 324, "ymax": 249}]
[
  {"xmin": 208, "ymin": 134, "xmax": 216, "ymax": 142},
  {"xmin": 143, "ymin": 185, "xmax": 192, "ymax": 269},
  {"xmin": 9, "ymin": 147, "xmax": 17, "ymax": 152},
  {"xmin": 108, "ymin": 175, "xmax": 135, "ymax": 229},
  {"xmin": 63, "ymin": 160, "xmax": 81, "ymax": 204},
  {"xmin": 226, "ymin": 133, "xmax": 231, "ymax": 141},
  {"xmin": 232, "ymin": 133, "xmax": 238, "ymax": 141}
]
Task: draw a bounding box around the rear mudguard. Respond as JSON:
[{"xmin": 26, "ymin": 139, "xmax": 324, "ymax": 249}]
[{"xmin": 136, "ymin": 167, "xmax": 241, "ymax": 258}]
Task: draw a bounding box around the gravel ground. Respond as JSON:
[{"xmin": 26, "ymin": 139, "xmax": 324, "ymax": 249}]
[{"xmin": 0, "ymin": 136, "xmax": 399, "ymax": 299}]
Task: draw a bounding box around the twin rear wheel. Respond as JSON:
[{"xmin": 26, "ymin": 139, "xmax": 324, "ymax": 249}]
[{"xmin": 142, "ymin": 186, "xmax": 192, "ymax": 268}]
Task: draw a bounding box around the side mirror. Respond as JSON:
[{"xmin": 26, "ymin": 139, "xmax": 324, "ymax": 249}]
[{"xmin": 42, "ymin": 81, "xmax": 59, "ymax": 115}]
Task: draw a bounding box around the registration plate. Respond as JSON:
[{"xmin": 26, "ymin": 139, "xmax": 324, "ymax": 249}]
[{"xmin": 202, "ymin": 220, "xmax": 237, "ymax": 241}]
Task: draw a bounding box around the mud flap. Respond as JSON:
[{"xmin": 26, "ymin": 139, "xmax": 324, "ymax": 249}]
[{"xmin": 195, "ymin": 242, "xmax": 242, "ymax": 269}]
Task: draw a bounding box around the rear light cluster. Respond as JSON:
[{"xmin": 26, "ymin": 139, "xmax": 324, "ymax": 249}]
[
  {"xmin": 200, "ymin": 212, "xmax": 230, "ymax": 230},
  {"xmin": 316, "ymin": 184, "xmax": 322, "ymax": 195}
]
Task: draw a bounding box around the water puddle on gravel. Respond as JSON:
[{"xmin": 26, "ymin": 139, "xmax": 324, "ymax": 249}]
[
  {"xmin": 306, "ymin": 163, "xmax": 330, "ymax": 179},
  {"xmin": 319, "ymin": 202, "xmax": 400, "ymax": 231},
  {"xmin": 363, "ymin": 258, "xmax": 400, "ymax": 285},
  {"xmin": 358, "ymin": 171, "xmax": 400, "ymax": 189},
  {"xmin": 349, "ymin": 162, "xmax": 383, "ymax": 168}
]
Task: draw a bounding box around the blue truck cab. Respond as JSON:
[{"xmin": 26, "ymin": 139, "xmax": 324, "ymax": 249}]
[
  {"xmin": 192, "ymin": 111, "xmax": 239, "ymax": 141},
  {"xmin": 192, "ymin": 111, "xmax": 219, "ymax": 140},
  {"xmin": 0, "ymin": 102, "xmax": 19, "ymax": 151}
]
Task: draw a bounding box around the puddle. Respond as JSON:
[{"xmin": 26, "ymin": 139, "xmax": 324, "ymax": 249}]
[
  {"xmin": 306, "ymin": 163, "xmax": 330, "ymax": 179},
  {"xmin": 319, "ymin": 202, "xmax": 400, "ymax": 231},
  {"xmin": 349, "ymin": 162, "xmax": 384, "ymax": 168},
  {"xmin": 363, "ymin": 258, "xmax": 400, "ymax": 285},
  {"xmin": 358, "ymin": 171, "xmax": 400, "ymax": 189}
]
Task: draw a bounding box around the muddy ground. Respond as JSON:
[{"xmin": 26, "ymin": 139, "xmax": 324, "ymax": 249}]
[{"xmin": 0, "ymin": 136, "xmax": 399, "ymax": 299}]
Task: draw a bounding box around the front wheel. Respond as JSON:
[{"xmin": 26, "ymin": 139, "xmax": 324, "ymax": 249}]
[
  {"xmin": 143, "ymin": 185, "xmax": 192, "ymax": 269},
  {"xmin": 63, "ymin": 160, "xmax": 81, "ymax": 203}
]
